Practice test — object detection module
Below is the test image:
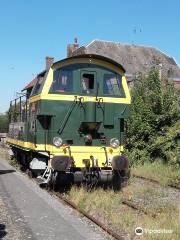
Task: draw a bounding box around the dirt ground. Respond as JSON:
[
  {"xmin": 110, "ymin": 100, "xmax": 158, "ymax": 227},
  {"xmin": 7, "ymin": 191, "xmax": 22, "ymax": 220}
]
[{"xmin": 0, "ymin": 197, "xmax": 23, "ymax": 240}]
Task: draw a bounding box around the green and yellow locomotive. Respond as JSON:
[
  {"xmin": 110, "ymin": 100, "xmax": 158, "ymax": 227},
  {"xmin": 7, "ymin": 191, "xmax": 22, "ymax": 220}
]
[{"xmin": 7, "ymin": 54, "xmax": 131, "ymax": 189}]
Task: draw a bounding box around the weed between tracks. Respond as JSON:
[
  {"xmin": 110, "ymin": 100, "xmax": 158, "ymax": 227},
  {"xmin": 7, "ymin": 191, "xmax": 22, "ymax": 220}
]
[{"xmin": 66, "ymin": 184, "xmax": 180, "ymax": 240}]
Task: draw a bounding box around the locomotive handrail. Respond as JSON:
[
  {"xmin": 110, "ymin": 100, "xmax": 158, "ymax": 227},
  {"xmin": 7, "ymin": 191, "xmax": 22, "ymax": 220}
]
[
  {"xmin": 78, "ymin": 96, "xmax": 84, "ymax": 102},
  {"xmin": 58, "ymin": 96, "xmax": 78, "ymax": 135},
  {"xmin": 101, "ymin": 146, "xmax": 109, "ymax": 166},
  {"xmin": 9, "ymin": 93, "xmax": 28, "ymax": 123}
]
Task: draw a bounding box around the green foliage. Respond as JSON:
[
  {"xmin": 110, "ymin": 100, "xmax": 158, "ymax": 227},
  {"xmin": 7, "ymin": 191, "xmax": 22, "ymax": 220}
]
[
  {"xmin": 126, "ymin": 69, "xmax": 180, "ymax": 167},
  {"xmin": 9, "ymin": 102, "xmax": 21, "ymax": 122},
  {"xmin": 0, "ymin": 113, "xmax": 9, "ymax": 133}
]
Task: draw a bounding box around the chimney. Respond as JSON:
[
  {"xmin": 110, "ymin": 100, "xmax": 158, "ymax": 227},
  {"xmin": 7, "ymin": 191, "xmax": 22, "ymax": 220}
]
[
  {"xmin": 45, "ymin": 56, "xmax": 54, "ymax": 70},
  {"xmin": 67, "ymin": 37, "xmax": 79, "ymax": 57}
]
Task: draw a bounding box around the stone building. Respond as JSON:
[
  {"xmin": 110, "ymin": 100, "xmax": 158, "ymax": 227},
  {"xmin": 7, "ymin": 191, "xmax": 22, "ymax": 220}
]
[{"xmin": 68, "ymin": 39, "xmax": 180, "ymax": 88}]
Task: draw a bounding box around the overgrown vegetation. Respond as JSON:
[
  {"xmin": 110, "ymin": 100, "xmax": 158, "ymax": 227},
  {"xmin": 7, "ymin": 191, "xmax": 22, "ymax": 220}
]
[
  {"xmin": 0, "ymin": 113, "xmax": 9, "ymax": 133},
  {"xmin": 126, "ymin": 69, "xmax": 180, "ymax": 167},
  {"xmin": 132, "ymin": 162, "xmax": 180, "ymax": 187},
  {"xmin": 66, "ymin": 185, "xmax": 180, "ymax": 240}
]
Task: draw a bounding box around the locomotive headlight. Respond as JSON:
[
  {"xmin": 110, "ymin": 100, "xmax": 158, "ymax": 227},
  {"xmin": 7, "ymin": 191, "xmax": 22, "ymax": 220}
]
[
  {"xmin": 53, "ymin": 137, "xmax": 63, "ymax": 147},
  {"xmin": 84, "ymin": 134, "xmax": 92, "ymax": 143},
  {"xmin": 110, "ymin": 138, "xmax": 120, "ymax": 148}
]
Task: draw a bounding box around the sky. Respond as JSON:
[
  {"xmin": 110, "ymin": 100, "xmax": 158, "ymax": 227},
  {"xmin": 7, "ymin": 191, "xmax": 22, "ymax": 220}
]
[{"xmin": 0, "ymin": 0, "xmax": 180, "ymax": 113}]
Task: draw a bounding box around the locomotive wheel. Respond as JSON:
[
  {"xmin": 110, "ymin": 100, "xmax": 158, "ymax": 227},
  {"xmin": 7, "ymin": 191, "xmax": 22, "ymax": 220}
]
[
  {"xmin": 19, "ymin": 154, "xmax": 28, "ymax": 172},
  {"xmin": 112, "ymin": 170, "xmax": 122, "ymax": 191},
  {"xmin": 13, "ymin": 150, "xmax": 29, "ymax": 172},
  {"xmin": 50, "ymin": 171, "xmax": 74, "ymax": 191}
]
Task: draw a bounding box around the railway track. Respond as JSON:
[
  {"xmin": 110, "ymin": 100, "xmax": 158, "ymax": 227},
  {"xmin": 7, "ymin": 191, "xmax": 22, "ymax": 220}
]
[
  {"xmin": 121, "ymin": 200, "xmax": 156, "ymax": 218},
  {"xmin": 51, "ymin": 188, "xmax": 160, "ymax": 237},
  {"xmin": 52, "ymin": 192, "xmax": 158, "ymax": 239},
  {"xmin": 28, "ymin": 177, "xmax": 124, "ymax": 239},
  {"xmin": 52, "ymin": 191, "xmax": 127, "ymax": 240},
  {"xmin": 7, "ymin": 154, "xmax": 161, "ymax": 239},
  {"xmin": 27, "ymin": 170, "xmax": 159, "ymax": 239},
  {"xmin": 132, "ymin": 174, "xmax": 180, "ymax": 191},
  {"xmin": 3, "ymin": 153, "xmax": 140, "ymax": 240}
]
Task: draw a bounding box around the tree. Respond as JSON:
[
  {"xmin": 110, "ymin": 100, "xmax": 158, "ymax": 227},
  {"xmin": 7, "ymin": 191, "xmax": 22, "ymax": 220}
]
[
  {"xmin": 0, "ymin": 113, "xmax": 9, "ymax": 133},
  {"xmin": 126, "ymin": 69, "xmax": 180, "ymax": 167}
]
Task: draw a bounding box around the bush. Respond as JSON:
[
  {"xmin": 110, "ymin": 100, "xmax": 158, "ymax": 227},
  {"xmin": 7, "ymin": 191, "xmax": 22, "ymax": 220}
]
[
  {"xmin": 0, "ymin": 113, "xmax": 9, "ymax": 133},
  {"xmin": 126, "ymin": 69, "xmax": 180, "ymax": 167}
]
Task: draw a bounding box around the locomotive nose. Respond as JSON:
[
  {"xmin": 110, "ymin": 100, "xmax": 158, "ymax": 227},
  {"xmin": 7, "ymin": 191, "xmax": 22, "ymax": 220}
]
[{"xmin": 84, "ymin": 102, "xmax": 96, "ymax": 122}]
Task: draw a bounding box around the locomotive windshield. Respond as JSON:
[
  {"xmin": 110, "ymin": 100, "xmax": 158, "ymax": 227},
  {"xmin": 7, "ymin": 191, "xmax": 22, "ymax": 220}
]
[
  {"xmin": 49, "ymin": 63, "xmax": 125, "ymax": 97},
  {"xmin": 50, "ymin": 68, "xmax": 73, "ymax": 93}
]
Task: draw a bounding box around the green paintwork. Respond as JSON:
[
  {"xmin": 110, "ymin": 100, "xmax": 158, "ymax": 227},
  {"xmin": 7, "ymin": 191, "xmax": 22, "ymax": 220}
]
[
  {"xmin": 8, "ymin": 62, "xmax": 130, "ymax": 149},
  {"xmin": 22, "ymin": 99, "xmax": 129, "ymax": 146}
]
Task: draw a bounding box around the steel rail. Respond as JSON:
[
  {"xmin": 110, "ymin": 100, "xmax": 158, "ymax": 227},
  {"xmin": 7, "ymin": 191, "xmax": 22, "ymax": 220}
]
[
  {"xmin": 53, "ymin": 192, "xmax": 127, "ymax": 240},
  {"xmin": 122, "ymin": 200, "xmax": 156, "ymax": 218},
  {"xmin": 132, "ymin": 174, "xmax": 180, "ymax": 191}
]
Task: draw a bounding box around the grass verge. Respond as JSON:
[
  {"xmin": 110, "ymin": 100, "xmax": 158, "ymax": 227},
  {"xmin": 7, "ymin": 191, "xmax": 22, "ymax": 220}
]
[
  {"xmin": 66, "ymin": 184, "xmax": 180, "ymax": 240},
  {"xmin": 131, "ymin": 162, "xmax": 180, "ymax": 187}
]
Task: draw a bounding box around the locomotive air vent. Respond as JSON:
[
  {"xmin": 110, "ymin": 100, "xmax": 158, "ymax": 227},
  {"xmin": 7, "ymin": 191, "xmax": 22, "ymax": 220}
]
[
  {"xmin": 66, "ymin": 140, "xmax": 73, "ymax": 145},
  {"xmin": 79, "ymin": 122, "xmax": 101, "ymax": 134}
]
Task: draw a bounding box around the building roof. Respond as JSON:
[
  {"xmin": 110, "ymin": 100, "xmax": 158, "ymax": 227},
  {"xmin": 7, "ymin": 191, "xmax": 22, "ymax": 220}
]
[
  {"xmin": 22, "ymin": 40, "xmax": 180, "ymax": 92},
  {"xmin": 71, "ymin": 39, "xmax": 180, "ymax": 79}
]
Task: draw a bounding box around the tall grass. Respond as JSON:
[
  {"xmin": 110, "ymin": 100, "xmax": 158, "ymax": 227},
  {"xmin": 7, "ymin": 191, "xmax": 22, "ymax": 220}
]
[
  {"xmin": 132, "ymin": 162, "xmax": 180, "ymax": 187},
  {"xmin": 66, "ymin": 184, "xmax": 180, "ymax": 239}
]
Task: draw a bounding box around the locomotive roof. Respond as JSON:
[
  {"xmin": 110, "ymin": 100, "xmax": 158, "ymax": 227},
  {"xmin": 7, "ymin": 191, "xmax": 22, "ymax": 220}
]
[
  {"xmin": 52, "ymin": 54, "xmax": 126, "ymax": 73},
  {"xmin": 23, "ymin": 70, "xmax": 46, "ymax": 91},
  {"xmin": 23, "ymin": 54, "xmax": 125, "ymax": 91}
]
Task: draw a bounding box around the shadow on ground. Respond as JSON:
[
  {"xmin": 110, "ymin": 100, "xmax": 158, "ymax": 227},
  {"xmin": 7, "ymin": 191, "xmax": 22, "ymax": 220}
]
[
  {"xmin": 0, "ymin": 170, "xmax": 15, "ymax": 175},
  {"xmin": 0, "ymin": 224, "xmax": 7, "ymax": 239}
]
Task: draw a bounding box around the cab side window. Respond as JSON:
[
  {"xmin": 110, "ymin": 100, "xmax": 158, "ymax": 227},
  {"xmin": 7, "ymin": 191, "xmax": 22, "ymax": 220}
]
[
  {"xmin": 32, "ymin": 77, "xmax": 44, "ymax": 95},
  {"xmin": 81, "ymin": 73, "xmax": 94, "ymax": 94}
]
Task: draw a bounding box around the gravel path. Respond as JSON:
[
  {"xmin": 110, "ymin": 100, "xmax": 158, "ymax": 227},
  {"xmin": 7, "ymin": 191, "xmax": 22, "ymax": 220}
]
[
  {"xmin": 122, "ymin": 177, "xmax": 180, "ymax": 218},
  {"xmin": 131, "ymin": 177, "xmax": 180, "ymax": 206},
  {"xmin": 0, "ymin": 158, "xmax": 109, "ymax": 240}
]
